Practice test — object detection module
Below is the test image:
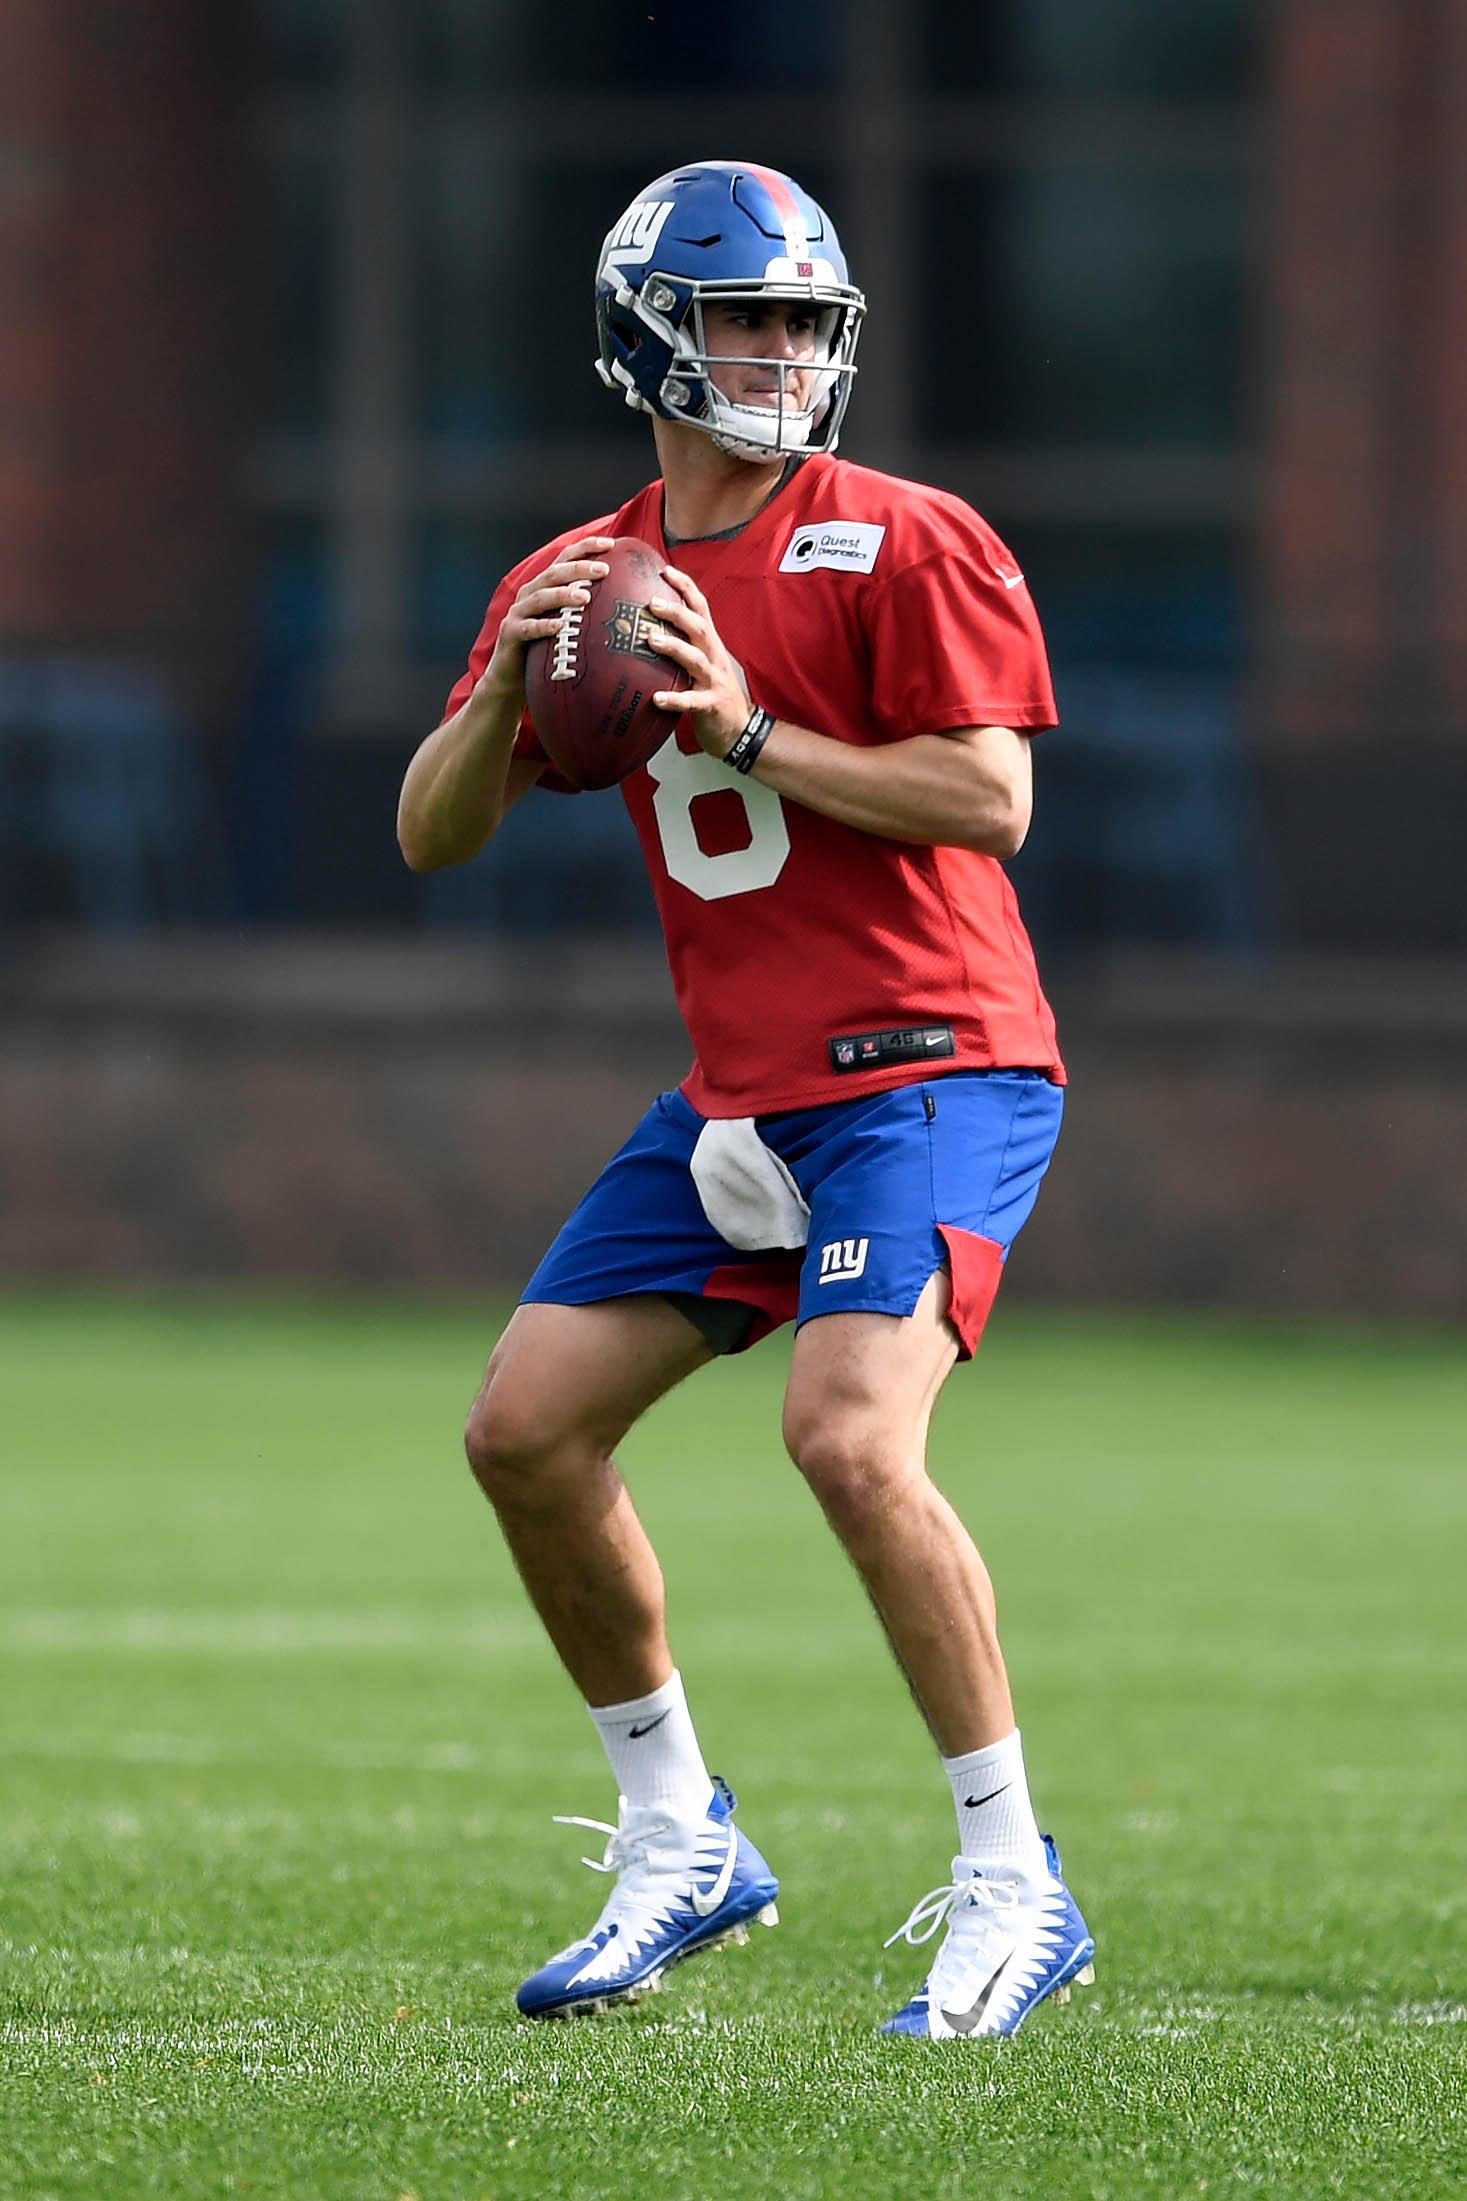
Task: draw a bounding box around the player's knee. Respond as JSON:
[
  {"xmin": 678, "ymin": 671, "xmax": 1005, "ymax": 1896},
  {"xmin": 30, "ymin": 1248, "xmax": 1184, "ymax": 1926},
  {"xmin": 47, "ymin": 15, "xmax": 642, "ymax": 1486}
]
[
  {"xmin": 463, "ymin": 1370, "xmax": 567, "ymax": 1503},
  {"xmin": 784, "ymin": 1410, "xmax": 905, "ymax": 1551}
]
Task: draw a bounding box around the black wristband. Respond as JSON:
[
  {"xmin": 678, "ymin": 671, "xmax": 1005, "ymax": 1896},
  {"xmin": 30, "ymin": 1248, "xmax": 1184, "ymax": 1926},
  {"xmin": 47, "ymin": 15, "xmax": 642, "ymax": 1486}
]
[{"xmin": 725, "ymin": 705, "xmax": 775, "ymax": 775}]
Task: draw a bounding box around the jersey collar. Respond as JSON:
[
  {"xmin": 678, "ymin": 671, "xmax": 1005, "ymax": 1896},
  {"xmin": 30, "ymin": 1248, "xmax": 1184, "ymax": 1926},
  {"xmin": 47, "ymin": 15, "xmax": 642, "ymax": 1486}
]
[{"xmin": 649, "ymin": 452, "xmax": 839, "ymax": 574}]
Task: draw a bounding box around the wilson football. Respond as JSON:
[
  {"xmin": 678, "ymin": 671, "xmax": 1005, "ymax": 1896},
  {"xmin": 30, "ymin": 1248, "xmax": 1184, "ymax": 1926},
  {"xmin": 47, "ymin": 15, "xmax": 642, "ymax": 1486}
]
[{"xmin": 523, "ymin": 536, "xmax": 692, "ymax": 789}]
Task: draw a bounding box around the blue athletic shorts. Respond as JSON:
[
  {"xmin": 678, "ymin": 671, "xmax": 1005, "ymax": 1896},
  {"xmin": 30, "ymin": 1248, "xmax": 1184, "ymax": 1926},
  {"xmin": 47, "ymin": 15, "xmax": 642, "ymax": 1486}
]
[{"xmin": 521, "ymin": 1071, "xmax": 1064, "ymax": 1359}]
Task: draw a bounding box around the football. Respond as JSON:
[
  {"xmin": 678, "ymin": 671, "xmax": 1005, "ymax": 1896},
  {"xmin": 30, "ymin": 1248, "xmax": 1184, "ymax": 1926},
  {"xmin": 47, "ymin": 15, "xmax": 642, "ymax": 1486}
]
[{"xmin": 523, "ymin": 536, "xmax": 692, "ymax": 789}]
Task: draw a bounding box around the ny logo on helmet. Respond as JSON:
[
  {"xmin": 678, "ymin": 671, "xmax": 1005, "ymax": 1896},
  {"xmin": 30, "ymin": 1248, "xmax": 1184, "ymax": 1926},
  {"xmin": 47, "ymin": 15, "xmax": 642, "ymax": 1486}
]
[{"xmin": 603, "ymin": 199, "xmax": 675, "ymax": 273}]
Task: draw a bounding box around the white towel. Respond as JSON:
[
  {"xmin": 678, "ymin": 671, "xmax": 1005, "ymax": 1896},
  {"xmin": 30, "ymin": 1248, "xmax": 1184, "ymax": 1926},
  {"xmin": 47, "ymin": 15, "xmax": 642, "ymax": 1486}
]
[{"xmin": 689, "ymin": 1117, "xmax": 811, "ymax": 1252}]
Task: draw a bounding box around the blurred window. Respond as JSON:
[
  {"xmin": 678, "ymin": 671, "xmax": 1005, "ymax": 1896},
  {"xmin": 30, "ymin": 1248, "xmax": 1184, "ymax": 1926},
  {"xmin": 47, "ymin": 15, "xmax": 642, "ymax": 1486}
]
[
  {"xmin": 407, "ymin": 0, "xmax": 837, "ymax": 92},
  {"xmin": 918, "ymin": 0, "xmax": 1255, "ymax": 101},
  {"xmin": 0, "ymin": 664, "xmax": 232, "ymax": 929},
  {"xmin": 1009, "ymin": 527, "xmax": 1255, "ymax": 954},
  {"xmin": 257, "ymin": 513, "xmax": 334, "ymax": 658},
  {"xmin": 258, "ymin": 0, "xmax": 341, "ymax": 87},
  {"xmin": 412, "ymin": 519, "xmax": 528, "ymax": 666},
  {"xmin": 922, "ymin": 166, "xmax": 1243, "ymax": 449},
  {"xmin": 246, "ymin": 0, "xmax": 1260, "ymax": 950},
  {"xmin": 1010, "ymin": 665, "xmax": 1263, "ymax": 955},
  {"xmin": 408, "ymin": 134, "xmax": 525, "ymax": 447},
  {"xmin": 1016, "ymin": 525, "xmax": 1242, "ymax": 673},
  {"xmin": 262, "ymin": 132, "xmax": 333, "ymax": 441}
]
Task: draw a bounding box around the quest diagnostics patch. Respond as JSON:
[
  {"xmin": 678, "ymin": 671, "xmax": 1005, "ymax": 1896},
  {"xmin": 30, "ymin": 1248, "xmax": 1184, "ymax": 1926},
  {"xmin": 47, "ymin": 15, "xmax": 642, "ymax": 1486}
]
[{"xmin": 778, "ymin": 521, "xmax": 887, "ymax": 575}]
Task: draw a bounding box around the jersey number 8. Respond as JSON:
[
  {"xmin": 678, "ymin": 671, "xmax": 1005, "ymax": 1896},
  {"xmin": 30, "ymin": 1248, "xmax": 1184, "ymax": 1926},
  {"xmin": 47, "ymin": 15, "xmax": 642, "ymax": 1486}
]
[{"xmin": 647, "ymin": 740, "xmax": 791, "ymax": 903}]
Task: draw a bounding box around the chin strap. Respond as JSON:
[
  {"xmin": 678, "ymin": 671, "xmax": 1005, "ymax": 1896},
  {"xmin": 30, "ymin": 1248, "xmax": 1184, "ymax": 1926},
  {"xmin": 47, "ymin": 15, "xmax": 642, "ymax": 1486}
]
[{"xmin": 706, "ymin": 398, "xmax": 817, "ymax": 466}]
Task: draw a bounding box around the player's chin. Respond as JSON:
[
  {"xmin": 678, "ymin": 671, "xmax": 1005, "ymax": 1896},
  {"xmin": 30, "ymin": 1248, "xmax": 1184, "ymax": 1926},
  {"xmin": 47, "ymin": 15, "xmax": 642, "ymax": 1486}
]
[{"xmin": 741, "ymin": 388, "xmax": 808, "ymax": 413}]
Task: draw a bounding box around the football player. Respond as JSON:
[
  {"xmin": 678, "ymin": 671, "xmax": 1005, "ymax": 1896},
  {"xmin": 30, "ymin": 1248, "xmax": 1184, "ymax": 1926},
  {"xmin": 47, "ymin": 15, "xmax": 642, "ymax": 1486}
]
[{"xmin": 398, "ymin": 160, "xmax": 1094, "ymax": 2037}]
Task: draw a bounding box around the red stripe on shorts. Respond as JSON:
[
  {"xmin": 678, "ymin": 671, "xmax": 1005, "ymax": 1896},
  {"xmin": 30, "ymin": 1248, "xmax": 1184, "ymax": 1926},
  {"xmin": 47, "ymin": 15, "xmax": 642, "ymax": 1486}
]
[
  {"xmin": 936, "ymin": 1225, "xmax": 1006, "ymax": 1360},
  {"xmin": 703, "ymin": 1256, "xmax": 801, "ymax": 1351}
]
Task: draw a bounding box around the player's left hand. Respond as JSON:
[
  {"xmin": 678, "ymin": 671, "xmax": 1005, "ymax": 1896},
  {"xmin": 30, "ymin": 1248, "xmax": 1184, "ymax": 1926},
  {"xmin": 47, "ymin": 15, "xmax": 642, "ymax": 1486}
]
[{"xmin": 648, "ymin": 568, "xmax": 751, "ymax": 759}]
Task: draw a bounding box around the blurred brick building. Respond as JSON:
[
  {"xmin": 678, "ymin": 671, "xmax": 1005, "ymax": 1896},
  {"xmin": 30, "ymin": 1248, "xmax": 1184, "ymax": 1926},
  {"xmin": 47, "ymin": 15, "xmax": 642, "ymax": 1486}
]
[
  {"xmin": 0, "ymin": 3, "xmax": 250, "ymax": 672},
  {"xmin": 3, "ymin": 0, "xmax": 1465, "ymax": 949},
  {"xmin": 1262, "ymin": 0, "xmax": 1467, "ymax": 949},
  {"xmin": 2, "ymin": 0, "xmax": 1464, "ymax": 1313}
]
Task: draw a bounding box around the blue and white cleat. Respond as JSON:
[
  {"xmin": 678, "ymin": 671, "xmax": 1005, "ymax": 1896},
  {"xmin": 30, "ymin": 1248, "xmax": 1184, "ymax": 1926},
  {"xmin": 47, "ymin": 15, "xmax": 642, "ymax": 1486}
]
[
  {"xmin": 880, "ymin": 1833, "xmax": 1094, "ymax": 2039},
  {"xmin": 515, "ymin": 1775, "xmax": 779, "ymax": 2019}
]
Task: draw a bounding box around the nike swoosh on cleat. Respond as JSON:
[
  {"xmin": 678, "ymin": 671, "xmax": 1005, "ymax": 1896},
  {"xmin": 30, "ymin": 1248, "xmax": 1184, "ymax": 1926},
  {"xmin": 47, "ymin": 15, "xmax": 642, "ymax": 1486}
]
[
  {"xmin": 962, "ymin": 1783, "xmax": 1011, "ymax": 1810},
  {"xmin": 627, "ymin": 1711, "xmax": 671, "ymax": 1738},
  {"xmin": 689, "ymin": 1834, "xmax": 738, "ymax": 1918},
  {"xmin": 941, "ymin": 1952, "xmax": 1013, "ymax": 2034}
]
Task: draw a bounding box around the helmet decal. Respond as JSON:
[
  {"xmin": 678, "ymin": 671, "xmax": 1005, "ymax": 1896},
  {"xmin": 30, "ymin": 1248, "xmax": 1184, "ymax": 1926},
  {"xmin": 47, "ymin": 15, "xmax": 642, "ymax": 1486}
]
[{"xmin": 602, "ymin": 198, "xmax": 676, "ymax": 274}]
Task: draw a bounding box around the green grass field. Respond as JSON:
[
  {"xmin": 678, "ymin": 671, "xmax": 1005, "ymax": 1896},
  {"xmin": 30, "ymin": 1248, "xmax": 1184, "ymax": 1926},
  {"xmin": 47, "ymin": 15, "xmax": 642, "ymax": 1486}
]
[{"xmin": 3, "ymin": 1294, "xmax": 1465, "ymax": 2200}]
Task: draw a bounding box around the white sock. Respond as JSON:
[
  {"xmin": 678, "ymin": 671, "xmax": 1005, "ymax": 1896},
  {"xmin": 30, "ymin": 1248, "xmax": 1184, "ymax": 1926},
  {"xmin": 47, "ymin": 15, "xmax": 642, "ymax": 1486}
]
[
  {"xmin": 587, "ymin": 1670, "xmax": 713, "ymax": 1822},
  {"xmin": 943, "ymin": 1729, "xmax": 1048, "ymax": 1877}
]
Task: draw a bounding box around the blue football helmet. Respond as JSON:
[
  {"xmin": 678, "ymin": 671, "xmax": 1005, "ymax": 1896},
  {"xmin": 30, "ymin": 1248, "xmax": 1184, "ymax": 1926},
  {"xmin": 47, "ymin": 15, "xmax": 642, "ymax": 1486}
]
[{"xmin": 595, "ymin": 160, "xmax": 865, "ymax": 465}]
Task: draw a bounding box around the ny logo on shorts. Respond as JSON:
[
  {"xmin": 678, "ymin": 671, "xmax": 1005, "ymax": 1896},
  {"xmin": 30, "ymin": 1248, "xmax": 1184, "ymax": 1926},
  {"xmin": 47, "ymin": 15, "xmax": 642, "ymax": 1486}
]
[{"xmin": 817, "ymin": 1236, "xmax": 870, "ymax": 1284}]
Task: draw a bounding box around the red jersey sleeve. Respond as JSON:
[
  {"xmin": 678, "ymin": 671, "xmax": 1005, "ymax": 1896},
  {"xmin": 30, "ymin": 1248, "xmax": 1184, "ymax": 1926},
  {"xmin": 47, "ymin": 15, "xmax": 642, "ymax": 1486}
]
[
  {"xmin": 865, "ymin": 503, "xmax": 1058, "ymax": 740},
  {"xmin": 439, "ymin": 567, "xmax": 582, "ymax": 794}
]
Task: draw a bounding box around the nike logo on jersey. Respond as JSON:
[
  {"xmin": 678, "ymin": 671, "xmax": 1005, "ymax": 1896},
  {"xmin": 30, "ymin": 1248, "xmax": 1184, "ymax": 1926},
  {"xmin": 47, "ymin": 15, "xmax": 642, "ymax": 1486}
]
[
  {"xmin": 1000, "ymin": 570, "xmax": 1026, "ymax": 588},
  {"xmin": 941, "ymin": 1952, "xmax": 1014, "ymax": 2034},
  {"xmin": 779, "ymin": 521, "xmax": 887, "ymax": 575},
  {"xmin": 690, "ymin": 1832, "xmax": 739, "ymax": 1917}
]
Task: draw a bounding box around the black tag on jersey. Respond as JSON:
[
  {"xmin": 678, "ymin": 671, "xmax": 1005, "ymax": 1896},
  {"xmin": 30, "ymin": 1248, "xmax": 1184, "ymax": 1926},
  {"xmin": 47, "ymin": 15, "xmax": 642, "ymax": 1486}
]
[{"xmin": 828, "ymin": 1024, "xmax": 955, "ymax": 1072}]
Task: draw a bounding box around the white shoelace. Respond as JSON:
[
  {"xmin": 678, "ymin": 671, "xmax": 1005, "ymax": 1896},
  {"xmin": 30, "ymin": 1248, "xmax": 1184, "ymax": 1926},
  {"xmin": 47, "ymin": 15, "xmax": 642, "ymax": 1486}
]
[
  {"xmin": 554, "ymin": 1811, "xmax": 664, "ymax": 1877},
  {"xmin": 552, "ymin": 1809, "xmax": 702, "ymax": 1946},
  {"xmin": 885, "ymin": 1872, "xmax": 1021, "ymax": 1950}
]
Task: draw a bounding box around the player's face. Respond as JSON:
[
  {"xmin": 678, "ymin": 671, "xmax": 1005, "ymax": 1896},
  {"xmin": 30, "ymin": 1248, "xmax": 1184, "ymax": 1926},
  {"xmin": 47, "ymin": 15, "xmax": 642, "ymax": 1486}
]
[{"xmin": 700, "ymin": 300, "xmax": 820, "ymax": 414}]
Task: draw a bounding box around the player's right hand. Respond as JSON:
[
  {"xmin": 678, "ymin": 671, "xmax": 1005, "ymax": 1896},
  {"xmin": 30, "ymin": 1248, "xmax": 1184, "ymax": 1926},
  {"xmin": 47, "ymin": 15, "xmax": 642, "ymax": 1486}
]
[{"xmin": 477, "ymin": 538, "xmax": 616, "ymax": 708}]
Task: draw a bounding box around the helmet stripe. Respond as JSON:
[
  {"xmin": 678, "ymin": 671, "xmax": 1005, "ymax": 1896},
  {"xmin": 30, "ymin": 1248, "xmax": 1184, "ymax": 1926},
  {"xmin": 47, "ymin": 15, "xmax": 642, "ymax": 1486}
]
[{"xmin": 744, "ymin": 162, "xmax": 811, "ymax": 262}]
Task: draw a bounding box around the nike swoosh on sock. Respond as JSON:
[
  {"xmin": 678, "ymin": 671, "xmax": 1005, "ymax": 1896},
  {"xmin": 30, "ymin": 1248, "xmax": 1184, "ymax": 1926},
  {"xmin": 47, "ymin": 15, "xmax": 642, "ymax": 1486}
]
[{"xmin": 627, "ymin": 1711, "xmax": 672, "ymax": 1739}]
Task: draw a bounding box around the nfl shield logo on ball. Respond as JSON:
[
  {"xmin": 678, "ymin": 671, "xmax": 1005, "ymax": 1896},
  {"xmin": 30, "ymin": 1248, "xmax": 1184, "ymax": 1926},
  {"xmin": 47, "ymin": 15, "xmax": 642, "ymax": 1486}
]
[{"xmin": 604, "ymin": 600, "xmax": 658, "ymax": 658}]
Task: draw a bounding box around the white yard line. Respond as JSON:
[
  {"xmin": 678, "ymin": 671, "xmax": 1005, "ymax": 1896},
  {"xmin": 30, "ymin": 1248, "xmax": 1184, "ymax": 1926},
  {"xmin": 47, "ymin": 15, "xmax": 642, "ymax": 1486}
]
[
  {"xmin": 0, "ymin": 1608, "xmax": 538, "ymax": 1655},
  {"xmin": 0, "ymin": 1730, "xmax": 490, "ymax": 1772},
  {"xmin": 4, "ymin": 1999, "xmax": 1463, "ymax": 2042}
]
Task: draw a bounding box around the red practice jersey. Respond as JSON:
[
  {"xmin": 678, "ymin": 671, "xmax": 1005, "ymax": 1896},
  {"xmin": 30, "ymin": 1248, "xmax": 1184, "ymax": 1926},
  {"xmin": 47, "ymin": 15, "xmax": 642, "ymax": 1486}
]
[{"xmin": 442, "ymin": 452, "xmax": 1065, "ymax": 1116}]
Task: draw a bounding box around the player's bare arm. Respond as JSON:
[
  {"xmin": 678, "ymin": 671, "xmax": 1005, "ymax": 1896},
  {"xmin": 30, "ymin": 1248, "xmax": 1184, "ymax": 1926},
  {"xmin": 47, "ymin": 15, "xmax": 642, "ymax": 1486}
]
[
  {"xmin": 396, "ymin": 538, "xmax": 614, "ymax": 871},
  {"xmin": 750, "ymin": 719, "xmax": 1031, "ymax": 857},
  {"xmin": 649, "ymin": 567, "xmax": 1033, "ymax": 856}
]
